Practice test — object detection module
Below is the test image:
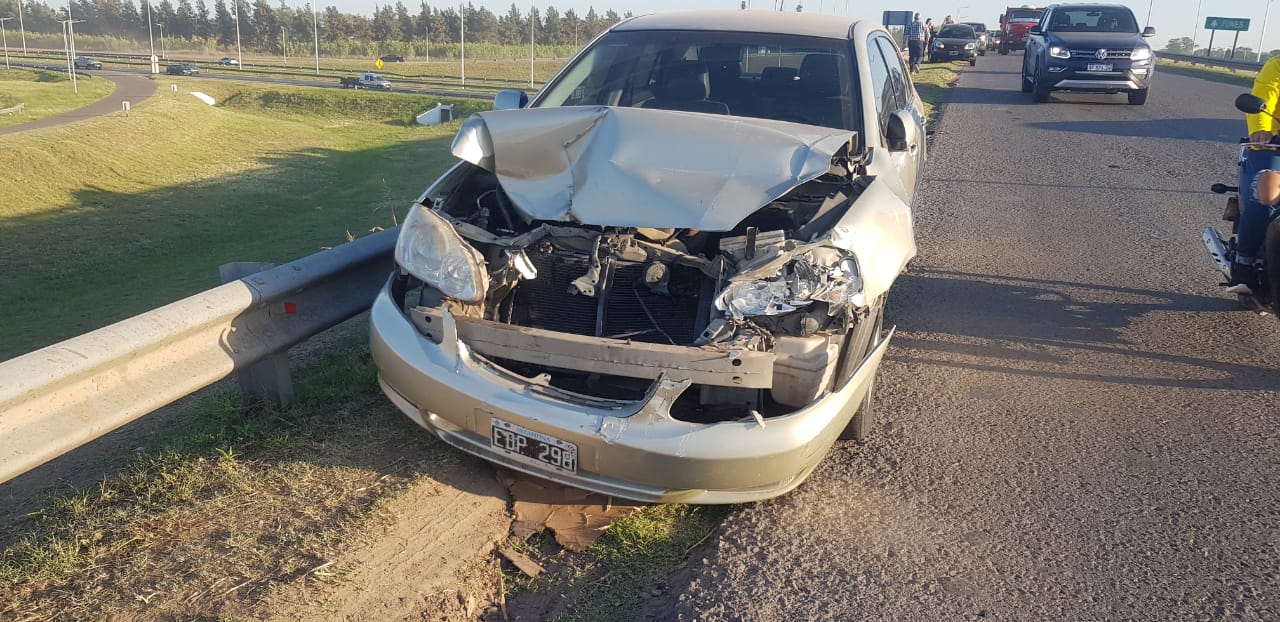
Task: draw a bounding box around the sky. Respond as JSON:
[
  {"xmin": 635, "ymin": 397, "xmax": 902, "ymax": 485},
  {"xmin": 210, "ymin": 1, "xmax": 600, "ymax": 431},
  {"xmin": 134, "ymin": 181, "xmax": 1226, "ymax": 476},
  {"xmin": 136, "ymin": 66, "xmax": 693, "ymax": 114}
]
[{"xmin": 347, "ymin": 0, "xmax": 1280, "ymax": 55}]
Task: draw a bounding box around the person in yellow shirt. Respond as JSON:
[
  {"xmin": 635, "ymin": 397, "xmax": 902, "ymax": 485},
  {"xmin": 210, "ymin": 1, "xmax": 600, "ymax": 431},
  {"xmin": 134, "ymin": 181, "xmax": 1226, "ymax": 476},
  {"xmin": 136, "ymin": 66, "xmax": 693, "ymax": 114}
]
[{"xmin": 1235, "ymin": 55, "xmax": 1280, "ymax": 292}]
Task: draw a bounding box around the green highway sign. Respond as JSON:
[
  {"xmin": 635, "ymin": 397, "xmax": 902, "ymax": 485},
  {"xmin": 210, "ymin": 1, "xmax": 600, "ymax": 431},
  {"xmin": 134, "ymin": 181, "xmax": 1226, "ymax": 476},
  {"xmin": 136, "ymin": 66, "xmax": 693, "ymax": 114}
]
[{"xmin": 1205, "ymin": 16, "xmax": 1250, "ymax": 31}]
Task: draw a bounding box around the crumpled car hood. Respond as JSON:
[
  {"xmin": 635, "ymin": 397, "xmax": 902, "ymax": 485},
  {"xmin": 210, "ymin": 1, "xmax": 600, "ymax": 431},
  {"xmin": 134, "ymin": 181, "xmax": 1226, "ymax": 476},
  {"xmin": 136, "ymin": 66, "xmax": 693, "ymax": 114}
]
[{"xmin": 450, "ymin": 106, "xmax": 857, "ymax": 231}]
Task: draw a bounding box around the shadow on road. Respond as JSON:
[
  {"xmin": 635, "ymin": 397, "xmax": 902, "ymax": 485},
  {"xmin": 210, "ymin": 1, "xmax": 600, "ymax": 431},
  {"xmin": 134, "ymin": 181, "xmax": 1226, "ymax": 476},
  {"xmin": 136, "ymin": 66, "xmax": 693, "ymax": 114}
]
[
  {"xmin": 886, "ymin": 269, "xmax": 1280, "ymax": 391},
  {"xmin": 925, "ymin": 176, "xmax": 1215, "ymax": 196},
  {"xmin": 1027, "ymin": 118, "xmax": 1241, "ymax": 141},
  {"xmin": 937, "ymin": 85, "xmax": 1036, "ymax": 106}
]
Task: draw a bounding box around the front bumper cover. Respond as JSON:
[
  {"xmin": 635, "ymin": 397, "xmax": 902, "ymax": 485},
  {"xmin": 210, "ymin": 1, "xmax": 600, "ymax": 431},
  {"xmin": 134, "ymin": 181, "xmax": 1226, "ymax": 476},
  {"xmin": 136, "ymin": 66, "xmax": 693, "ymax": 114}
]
[
  {"xmin": 1044, "ymin": 58, "xmax": 1152, "ymax": 92},
  {"xmin": 369, "ymin": 278, "xmax": 892, "ymax": 504}
]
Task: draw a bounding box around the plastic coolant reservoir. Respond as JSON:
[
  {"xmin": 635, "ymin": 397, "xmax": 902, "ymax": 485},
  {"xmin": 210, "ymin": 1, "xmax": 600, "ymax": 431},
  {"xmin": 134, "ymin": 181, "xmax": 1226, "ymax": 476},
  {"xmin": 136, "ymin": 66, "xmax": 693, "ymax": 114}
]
[{"xmin": 769, "ymin": 334, "xmax": 840, "ymax": 408}]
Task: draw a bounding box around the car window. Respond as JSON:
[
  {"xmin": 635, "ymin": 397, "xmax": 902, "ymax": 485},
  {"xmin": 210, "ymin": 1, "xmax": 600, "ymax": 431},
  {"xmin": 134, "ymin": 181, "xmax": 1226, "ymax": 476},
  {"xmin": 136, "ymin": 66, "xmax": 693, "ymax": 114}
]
[
  {"xmin": 536, "ymin": 30, "xmax": 861, "ymax": 131},
  {"xmin": 1046, "ymin": 7, "xmax": 1138, "ymax": 33},
  {"xmin": 863, "ymin": 34, "xmax": 895, "ymax": 136},
  {"xmin": 937, "ymin": 25, "xmax": 974, "ymax": 38},
  {"xmin": 872, "ymin": 35, "xmax": 910, "ymax": 111},
  {"xmin": 1008, "ymin": 10, "xmax": 1042, "ymax": 22}
]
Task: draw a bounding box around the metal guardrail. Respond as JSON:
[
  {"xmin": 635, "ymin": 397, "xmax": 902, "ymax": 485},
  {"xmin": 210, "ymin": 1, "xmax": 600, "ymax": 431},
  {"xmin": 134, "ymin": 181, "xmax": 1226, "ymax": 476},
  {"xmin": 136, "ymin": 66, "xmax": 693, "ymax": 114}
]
[
  {"xmin": 0, "ymin": 103, "xmax": 23, "ymax": 115},
  {"xmin": 1158, "ymin": 51, "xmax": 1265, "ymax": 72},
  {"xmin": 0, "ymin": 227, "xmax": 398, "ymax": 485}
]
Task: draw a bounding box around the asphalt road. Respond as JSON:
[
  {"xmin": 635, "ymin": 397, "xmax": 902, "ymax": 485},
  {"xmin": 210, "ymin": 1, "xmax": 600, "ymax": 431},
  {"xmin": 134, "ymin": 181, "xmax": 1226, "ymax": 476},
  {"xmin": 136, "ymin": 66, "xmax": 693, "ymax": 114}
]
[
  {"xmin": 666, "ymin": 57, "xmax": 1280, "ymax": 620},
  {"xmin": 0, "ymin": 69, "xmax": 156, "ymax": 136}
]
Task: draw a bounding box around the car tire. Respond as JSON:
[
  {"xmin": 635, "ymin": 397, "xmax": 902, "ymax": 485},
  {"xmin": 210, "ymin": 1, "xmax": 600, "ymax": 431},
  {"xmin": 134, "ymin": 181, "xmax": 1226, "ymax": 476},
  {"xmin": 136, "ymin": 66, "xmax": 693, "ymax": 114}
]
[
  {"xmin": 969, "ymin": 57, "xmax": 977, "ymax": 66},
  {"xmin": 1020, "ymin": 66, "xmax": 1034, "ymax": 92},
  {"xmin": 999, "ymin": 42, "xmax": 1009, "ymax": 55},
  {"xmin": 836, "ymin": 299, "xmax": 886, "ymax": 442},
  {"xmin": 1032, "ymin": 65, "xmax": 1052, "ymax": 102},
  {"xmin": 1128, "ymin": 88, "xmax": 1149, "ymax": 105}
]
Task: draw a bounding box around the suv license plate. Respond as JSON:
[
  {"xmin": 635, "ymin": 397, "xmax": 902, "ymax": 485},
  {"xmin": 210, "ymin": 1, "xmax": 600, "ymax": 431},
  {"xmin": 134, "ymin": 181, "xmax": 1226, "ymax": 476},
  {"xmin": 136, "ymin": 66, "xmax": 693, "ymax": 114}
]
[
  {"xmin": 1086, "ymin": 63, "xmax": 1113, "ymax": 71},
  {"xmin": 491, "ymin": 418, "xmax": 578, "ymax": 474}
]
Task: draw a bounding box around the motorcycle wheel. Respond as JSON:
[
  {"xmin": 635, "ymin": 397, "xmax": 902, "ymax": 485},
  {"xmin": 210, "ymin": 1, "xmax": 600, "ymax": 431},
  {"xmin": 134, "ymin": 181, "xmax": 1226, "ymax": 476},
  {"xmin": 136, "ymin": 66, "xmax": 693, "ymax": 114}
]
[{"xmin": 1266, "ymin": 220, "xmax": 1280, "ymax": 316}]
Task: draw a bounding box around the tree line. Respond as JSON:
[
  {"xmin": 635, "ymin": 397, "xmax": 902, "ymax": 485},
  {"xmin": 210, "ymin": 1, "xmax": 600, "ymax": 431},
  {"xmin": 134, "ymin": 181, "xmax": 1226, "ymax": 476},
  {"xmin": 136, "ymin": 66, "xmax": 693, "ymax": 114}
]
[
  {"xmin": 3, "ymin": 0, "xmax": 630, "ymax": 52},
  {"xmin": 1164, "ymin": 36, "xmax": 1279, "ymax": 63}
]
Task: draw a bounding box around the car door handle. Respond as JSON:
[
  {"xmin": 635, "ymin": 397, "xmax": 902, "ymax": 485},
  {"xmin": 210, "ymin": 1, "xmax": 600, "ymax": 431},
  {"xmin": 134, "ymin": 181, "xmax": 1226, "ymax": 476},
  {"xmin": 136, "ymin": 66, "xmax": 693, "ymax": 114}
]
[{"xmin": 909, "ymin": 142, "xmax": 919, "ymax": 153}]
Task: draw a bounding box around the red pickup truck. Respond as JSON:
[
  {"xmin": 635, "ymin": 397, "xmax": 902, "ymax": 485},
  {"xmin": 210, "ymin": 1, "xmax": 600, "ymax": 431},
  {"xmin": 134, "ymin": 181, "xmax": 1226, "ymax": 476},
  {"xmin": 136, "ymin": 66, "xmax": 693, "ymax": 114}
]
[{"xmin": 998, "ymin": 5, "xmax": 1046, "ymax": 54}]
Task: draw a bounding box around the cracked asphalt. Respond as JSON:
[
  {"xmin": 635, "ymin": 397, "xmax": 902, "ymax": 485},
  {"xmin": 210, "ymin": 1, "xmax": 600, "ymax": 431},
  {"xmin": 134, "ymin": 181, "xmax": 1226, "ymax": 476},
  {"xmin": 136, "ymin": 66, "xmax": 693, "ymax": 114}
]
[{"xmin": 666, "ymin": 56, "xmax": 1280, "ymax": 620}]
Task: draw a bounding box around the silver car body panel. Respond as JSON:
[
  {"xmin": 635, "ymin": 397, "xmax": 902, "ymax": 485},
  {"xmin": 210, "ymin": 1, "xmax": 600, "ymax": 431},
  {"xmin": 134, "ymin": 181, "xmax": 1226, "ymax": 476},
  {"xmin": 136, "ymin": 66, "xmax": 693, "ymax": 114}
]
[
  {"xmin": 450, "ymin": 106, "xmax": 857, "ymax": 232},
  {"xmin": 370, "ymin": 281, "xmax": 895, "ymax": 504}
]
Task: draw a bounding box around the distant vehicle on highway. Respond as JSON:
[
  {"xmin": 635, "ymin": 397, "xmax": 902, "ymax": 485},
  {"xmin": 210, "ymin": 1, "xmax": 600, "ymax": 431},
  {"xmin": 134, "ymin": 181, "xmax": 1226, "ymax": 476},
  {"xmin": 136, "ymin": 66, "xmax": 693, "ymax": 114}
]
[
  {"xmin": 380, "ymin": 54, "xmax": 406, "ymax": 63},
  {"xmin": 73, "ymin": 56, "xmax": 103, "ymax": 70},
  {"xmin": 1022, "ymin": 3, "xmax": 1155, "ymax": 105},
  {"xmin": 930, "ymin": 23, "xmax": 979, "ymax": 66},
  {"xmin": 998, "ymin": 5, "xmax": 1046, "ymax": 54},
  {"xmin": 340, "ymin": 72, "xmax": 392, "ymax": 90},
  {"xmin": 218, "ymin": 57, "xmax": 239, "ymax": 66},
  {"xmin": 166, "ymin": 62, "xmax": 200, "ymax": 76},
  {"xmin": 960, "ymin": 22, "xmax": 990, "ymax": 54}
]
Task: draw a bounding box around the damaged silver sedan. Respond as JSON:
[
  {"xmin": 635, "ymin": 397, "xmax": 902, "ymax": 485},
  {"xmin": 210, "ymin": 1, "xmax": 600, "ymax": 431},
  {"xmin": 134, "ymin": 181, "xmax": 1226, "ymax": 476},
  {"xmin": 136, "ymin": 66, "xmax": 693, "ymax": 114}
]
[{"xmin": 370, "ymin": 11, "xmax": 925, "ymax": 503}]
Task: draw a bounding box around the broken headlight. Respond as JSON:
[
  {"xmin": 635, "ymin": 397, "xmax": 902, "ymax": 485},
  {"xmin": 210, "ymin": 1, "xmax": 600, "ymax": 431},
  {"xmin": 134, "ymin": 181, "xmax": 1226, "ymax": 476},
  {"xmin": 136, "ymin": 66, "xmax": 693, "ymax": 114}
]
[
  {"xmin": 395, "ymin": 204, "xmax": 489, "ymax": 303},
  {"xmin": 715, "ymin": 256, "xmax": 863, "ymax": 320}
]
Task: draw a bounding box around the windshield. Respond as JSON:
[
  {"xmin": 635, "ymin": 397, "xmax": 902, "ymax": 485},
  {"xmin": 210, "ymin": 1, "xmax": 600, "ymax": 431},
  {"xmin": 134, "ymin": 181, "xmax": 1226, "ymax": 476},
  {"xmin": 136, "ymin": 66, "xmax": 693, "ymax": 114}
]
[
  {"xmin": 937, "ymin": 26, "xmax": 974, "ymax": 38},
  {"xmin": 962, "ymin": 23, "xmax": 987, "ymax": 32},
  {"xmin": 1047, "ymin": 7, "xmax": 1139, "ymax": 33},
  {"xmin": 1008, "ymin": 10, "xmax": 1043, "ymax": 22},
  {"xmin": 536, "ymin": 29, "xmax": 860, "ymax": 131}
]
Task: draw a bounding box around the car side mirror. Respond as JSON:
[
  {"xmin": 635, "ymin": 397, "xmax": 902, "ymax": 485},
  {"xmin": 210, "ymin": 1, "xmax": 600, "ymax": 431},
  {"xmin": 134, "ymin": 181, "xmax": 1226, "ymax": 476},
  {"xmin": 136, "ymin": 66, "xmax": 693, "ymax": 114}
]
[
  {"xmin": 1029, "ymin": 27, "xmax": 1042, "ymax": 35},
  {"xmin": 1236, "ymin": 93, "xmax": 1268, "ymax": 114},
  {"xmin": 494, "ymin": 89, "xmax": 529, "ymax": 110},
  {"xmin": 886, "ymin": 110, "xmax": 917, "ymax": 152},
  {"xmin": 1141, "ymin": 26, "xmax": 1155, "ymax": 38}
]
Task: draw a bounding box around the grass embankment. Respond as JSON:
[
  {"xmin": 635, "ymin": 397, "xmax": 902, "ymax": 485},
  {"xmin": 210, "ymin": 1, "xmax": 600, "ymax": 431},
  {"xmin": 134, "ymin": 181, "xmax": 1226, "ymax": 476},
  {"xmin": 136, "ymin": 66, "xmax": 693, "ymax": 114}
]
[
  {"xmin": 1156, "ymin": 58, "xmax": 1255, "ymax": 88},
  {"xmin": 0, "ymin": 67, "xmax": 116, "ymax": 128},
  {"xmin": 0, "ymin": 82, "xmax": 479, "ymax": 618},
  {"xmin": 913, "ymin": 62, "xmax": 962, "ymax": 119},
  {"xmin": 0, "ymin": 328, "xmax": 460, "ymax": 620},
  {"xmin": 0, "ymin": 79, "xmax": 484, "ymax": 360}
]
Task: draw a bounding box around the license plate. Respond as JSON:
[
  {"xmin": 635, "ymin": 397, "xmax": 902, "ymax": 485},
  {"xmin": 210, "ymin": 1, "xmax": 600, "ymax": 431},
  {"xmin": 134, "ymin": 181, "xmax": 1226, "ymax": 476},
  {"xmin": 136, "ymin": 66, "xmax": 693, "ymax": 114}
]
[
  {"xmin": 1086, "ymin": 63, "xmax": 1113, "ymax": 71},
  {"xmin": 491, "ymin": 418, "xmax": 578, "ymax": 474},
  {"xmin": 949, "ymin": 51, "xmax": 960, "ymax": 56}
]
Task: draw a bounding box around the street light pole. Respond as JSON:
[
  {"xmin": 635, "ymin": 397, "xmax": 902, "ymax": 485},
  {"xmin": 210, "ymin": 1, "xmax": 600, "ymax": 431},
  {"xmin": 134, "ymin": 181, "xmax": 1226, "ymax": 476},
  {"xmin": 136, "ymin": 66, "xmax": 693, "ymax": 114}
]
[
  {"xmin": 156, "ymin": 21, "xmax": 165, "ymax": 59},
  {"xmin": 1145, "ymin": 0, "xmax": 1153, "ymax": 28},
  {"xmin": 529, "ymin": 3, "xmax": 534, "ymax": 88},
  {"xmin": 145, "ymin": 0, "xmax": 154, "ymax": 59},
  {"xmin": 0, "ymin": 17, "xmax": 12, "ymax": 70},
  {"xmin": 234, "ymin": 0, "xmax": 242, "ymax": 67},
  {"xmin": 15, "ymin": 0, "xmax": 24, "ymax": 54},
  {"xmin": 311, "ymin": 1, "xmax": 319, "ymax": 74},
  {"xmin": 281, "ymin": 26, "xmax": 286, "ymax": 63},
  {"xmin": 1259, "ymin": 0, "xmax": 1275, "ymax": 62},
  {"xmin": 460, "ymin": 2, "xmax": 465, "ymax": 87},
  {"xmin": 1192, "ymin": 0, "xmax": 1203, "ymax": 51}
]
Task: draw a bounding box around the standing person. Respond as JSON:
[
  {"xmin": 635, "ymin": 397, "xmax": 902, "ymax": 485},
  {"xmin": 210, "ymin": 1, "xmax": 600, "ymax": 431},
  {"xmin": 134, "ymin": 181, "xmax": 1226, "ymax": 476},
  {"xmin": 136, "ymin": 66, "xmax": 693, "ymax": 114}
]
[
  {"xmin": 944, "ymin": 14, "xmax": 955, "ymax": 24},
  {"xmin": 906, "ymin": 12, "xmax": 926, "ymax": 73},
  {"xmin": 925, "ymin": 17, "xmax": 936, "ymax": 52}
]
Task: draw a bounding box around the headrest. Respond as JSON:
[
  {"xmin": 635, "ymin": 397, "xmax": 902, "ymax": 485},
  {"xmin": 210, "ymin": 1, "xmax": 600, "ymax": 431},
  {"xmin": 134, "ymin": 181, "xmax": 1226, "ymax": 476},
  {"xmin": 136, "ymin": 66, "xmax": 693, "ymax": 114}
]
[
  {"xmin": 760, "ymin": 66, "xmax": 798, "ymax": 87},
  {"xmin": 799, "ymin": 54, "xmax": 841, "ymax": 96},
  {"xmin": 655, "ymin": 61, "xmax": 711, "ymax": 101}
]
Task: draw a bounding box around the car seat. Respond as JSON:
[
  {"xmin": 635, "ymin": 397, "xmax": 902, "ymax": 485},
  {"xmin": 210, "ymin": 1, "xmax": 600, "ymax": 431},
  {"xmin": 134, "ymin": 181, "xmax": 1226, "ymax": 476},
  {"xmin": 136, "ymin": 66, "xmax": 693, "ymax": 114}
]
[{"xmin": 640, "ymin": 61, "xmax": 730, "ymax": 115}]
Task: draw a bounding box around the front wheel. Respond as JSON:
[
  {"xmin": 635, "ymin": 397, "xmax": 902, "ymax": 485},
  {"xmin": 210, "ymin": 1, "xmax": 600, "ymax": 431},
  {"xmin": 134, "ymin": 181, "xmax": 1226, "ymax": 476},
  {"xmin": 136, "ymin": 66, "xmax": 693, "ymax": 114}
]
[
  {"xmin": 1128, "ymin": 88, "xmax": 1149, "ymax": 105},
  {"xmin": 969, "ymin": 57, "xmax": 977, "ymax": 66},
  {"xmin": 1032, "ymin": 65, "xmax": 1052, "ymax": 102},
  {"xmin": 836, "ymin": 301, "xmax": 886, "ymax": 442},
  {"xmin": 999, "ymin": 42, "xmax": 1009, "ymax": 55}
]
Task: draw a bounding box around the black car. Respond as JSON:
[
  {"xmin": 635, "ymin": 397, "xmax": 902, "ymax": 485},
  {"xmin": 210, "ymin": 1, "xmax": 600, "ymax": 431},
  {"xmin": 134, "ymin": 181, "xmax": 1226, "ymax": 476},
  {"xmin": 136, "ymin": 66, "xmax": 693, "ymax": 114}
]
[
  {"xmin": 930, "ymin": 24, "xmax": 979, "ymax": 66},
  {"xmin": 166, "ymin": 62, "xmax": 200, "ymax": 76},
  {"xmin": 960, "ymin": 22, "xmax": 989, "ymax": 55},
  {"xmin": 379, "ymin": 54, "xmax": 406, "ymax": 63},
  {"xmin": 73, "ymin": 56, "xmax": 103, "ymax": 70},
  {"xmin": 1021, "ymin": 3, "xmax": 1155, "ymax": 105}
]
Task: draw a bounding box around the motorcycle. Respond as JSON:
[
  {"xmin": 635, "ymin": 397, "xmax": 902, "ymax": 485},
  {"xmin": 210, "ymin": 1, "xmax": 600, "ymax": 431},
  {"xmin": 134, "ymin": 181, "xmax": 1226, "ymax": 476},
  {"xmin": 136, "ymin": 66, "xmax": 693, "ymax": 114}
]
[{"xmin": 1203, "ymin": 93, "xmax": 1280, "ymax": 315}]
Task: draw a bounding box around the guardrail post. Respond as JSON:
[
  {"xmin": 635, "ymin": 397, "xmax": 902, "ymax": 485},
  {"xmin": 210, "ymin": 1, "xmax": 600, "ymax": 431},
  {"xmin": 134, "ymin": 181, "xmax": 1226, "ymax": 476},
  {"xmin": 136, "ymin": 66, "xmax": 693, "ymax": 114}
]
[{"xmin": 219, "ymin": 262, "xmax": 295, "ymax": 409}]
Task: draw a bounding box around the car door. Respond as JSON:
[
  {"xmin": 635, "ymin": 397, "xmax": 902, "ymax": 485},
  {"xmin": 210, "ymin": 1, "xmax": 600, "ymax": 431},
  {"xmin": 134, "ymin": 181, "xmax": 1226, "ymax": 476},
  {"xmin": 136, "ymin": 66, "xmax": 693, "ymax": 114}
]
[{"xmin": 868, "ymin": 34, "xmax": 926, "ymax": 195}]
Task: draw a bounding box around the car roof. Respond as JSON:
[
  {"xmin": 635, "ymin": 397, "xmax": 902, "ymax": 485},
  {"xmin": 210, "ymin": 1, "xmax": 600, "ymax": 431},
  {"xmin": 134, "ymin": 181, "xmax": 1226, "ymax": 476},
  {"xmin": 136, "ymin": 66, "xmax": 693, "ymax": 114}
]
[
  {"xmin": 614, "ymin": 10, "xmax": 859, "ymax": 40},
  {"xmin": 1045, "ymin": 3, "xmax": 1132, "ymax": 9}
]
